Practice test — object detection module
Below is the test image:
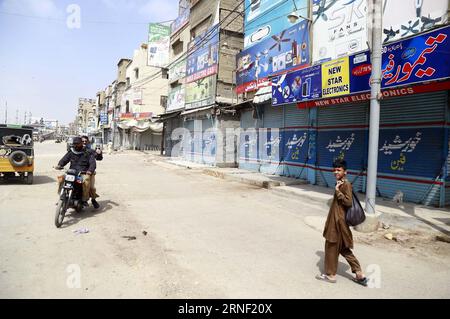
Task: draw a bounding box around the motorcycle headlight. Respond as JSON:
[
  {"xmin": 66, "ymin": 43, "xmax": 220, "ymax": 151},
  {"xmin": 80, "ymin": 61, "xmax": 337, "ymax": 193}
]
[{"xmin": 27, "ymin": 156, "xmax": 34, "ymax": 165}]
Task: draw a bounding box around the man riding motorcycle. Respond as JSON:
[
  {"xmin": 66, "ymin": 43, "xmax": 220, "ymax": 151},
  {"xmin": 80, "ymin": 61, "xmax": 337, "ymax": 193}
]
[
  {"xmin": 81, "ymin": 135, "xmax": 102, "ymax": 209},
  {"xmin": 55, "ymin": 136, "xmax": 96, "ymax": 207}
]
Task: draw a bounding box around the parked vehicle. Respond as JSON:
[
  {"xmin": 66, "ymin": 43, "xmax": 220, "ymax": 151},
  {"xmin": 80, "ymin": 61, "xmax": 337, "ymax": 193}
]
[
  {"xmin": 0, "ymin": 124, "xmax": 34, "ymax": 184},
  {"xmin": 54, "ymin": 168, "xmax": 85, "ymax": 228}
]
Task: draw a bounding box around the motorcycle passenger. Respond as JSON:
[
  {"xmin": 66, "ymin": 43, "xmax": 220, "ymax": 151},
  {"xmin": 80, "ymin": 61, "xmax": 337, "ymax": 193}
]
[
  {"xmin": 81, "ymin": 135, "xmax": 102, "ymax": 209},
  {"xmin": 55, "ymin": 136, "xmax": 96, "ymax": 207}
]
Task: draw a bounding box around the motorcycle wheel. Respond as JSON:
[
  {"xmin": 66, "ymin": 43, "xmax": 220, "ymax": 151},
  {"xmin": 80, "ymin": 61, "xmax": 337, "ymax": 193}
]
[{"xmin": 55, "ymin": 199, "xmax": 67, "ymax": 228}]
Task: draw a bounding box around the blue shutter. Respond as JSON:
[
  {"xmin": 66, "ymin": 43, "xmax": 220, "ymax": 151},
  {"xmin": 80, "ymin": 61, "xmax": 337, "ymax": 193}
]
[
  {"xmin": 316, "ymin": 103, "xmax": 369, "ymax": 192},
  {"xmin": 239, "ymin": 109, "xmax": 260, "ymax": 172},
  {"xmin": 378, "ymin": 91, "xmax": 447, "ymax": 206}
]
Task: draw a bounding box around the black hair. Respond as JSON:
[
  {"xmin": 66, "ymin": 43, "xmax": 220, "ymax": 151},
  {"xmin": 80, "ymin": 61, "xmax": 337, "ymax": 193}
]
[
  {"xmin": 333, "ymin": 159, "xmax": 347, "ymax": 171},
  {"xmin": 81, "ymin": 135, "xmax": 89, "ymax": 141}
]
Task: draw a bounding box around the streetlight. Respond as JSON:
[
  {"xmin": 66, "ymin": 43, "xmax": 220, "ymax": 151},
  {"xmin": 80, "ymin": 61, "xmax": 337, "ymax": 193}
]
[{"xmin": 287, "ymin": 0, "xmax": 312, "ymax": 23}]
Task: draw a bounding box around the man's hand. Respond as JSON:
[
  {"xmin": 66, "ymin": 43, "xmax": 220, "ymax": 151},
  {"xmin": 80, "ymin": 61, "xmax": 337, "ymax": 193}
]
[
  {"xmin": 335, "ymin": 180, "xmax": 344, "ymax": 191},
  {"xmin": 54, "ymin": 166, "xmax": 63, "ymax": 170},
  {"xmin": 95, "ymin": 149, "xmax": 102, "ymax": 155},
  {"xmin": 86, "ymin": 171, "xmax": 92, "ymax": 176}
]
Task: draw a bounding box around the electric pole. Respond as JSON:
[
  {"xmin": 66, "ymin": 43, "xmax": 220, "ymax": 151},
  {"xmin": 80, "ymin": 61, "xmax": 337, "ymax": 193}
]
[
  {"xmin": 358, "ymin": 0, "xmax": 383, "ymax": 232},
  {"xmin": 4, "ymin": 101, "xmax": 7, "ymax": 124},
  {"xmin": 15, "ymin": 109, "xmax": 19, "ymax": 124}
]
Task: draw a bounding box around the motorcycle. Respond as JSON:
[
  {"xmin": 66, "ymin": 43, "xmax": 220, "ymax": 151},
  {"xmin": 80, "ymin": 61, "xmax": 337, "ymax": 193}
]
[{"xmin": 55, "ymin": 168, "xmax": 86, "ymax": 228}]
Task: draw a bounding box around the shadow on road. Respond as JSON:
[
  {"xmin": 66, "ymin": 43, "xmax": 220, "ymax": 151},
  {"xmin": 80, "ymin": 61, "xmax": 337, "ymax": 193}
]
[
  {"xmin": 315, "ymin": 251, "xmax": 353, "ymax": 281},
  {"xmin": 60, "ymin": 200, "xmax": 120, "ymax": 228},
  {"xmin": 33, "ymin": 175, "xmax": 56, "ymax": 185},
  {"xmin": 0, "ymin": 175, "xmax": 55, "ymax": 185}
]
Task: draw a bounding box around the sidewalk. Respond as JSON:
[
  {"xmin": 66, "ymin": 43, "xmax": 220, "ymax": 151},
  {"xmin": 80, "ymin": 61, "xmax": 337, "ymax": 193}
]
[{"xmin": 145, "ymin": 153, "xmax": 450, "ymax": 238}]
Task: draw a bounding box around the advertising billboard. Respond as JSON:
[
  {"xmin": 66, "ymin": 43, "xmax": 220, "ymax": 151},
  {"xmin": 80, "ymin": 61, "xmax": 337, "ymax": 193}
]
[
  {"xmin": 171, "ymin": 0, "xmax": 190, "ymax": 34},
  {"xmin": 148, "ymin": 23, "xmax": 171, "ymax": 67},
  {"xmin": 272, "ymin": 65, "xmax": 322, "ymax": 106},
  {"xmin": 236, "ymin": 20, "xmax": 311, "ymax": 94},
  {"xmin": 312, "ymin": 0, "xmax": 369, "ymax": 64},
  {"xmin": 383, "ymin": 0, "xmax": 449, "ymax": 43},
  {"xmin": 169, "ymin": 58, "xmax": 187, "ymax": 82},
  {"xmin": 277, "ymin": 25, "xmax": 450, "ymax": 107},
  {"xmin": 186, "ymin": 25, "xmax": 219, "ymax": 83},
  {"xmin": 185, "ymin": 75, "xmax": 216, "ymax": 109},
  {"xmin": 244, "ymin": 0, "xmax": 308, "ymax": 49},
  {"xmin": 166, "ymin": 85, "xmax": 185, "ymax": 112}
]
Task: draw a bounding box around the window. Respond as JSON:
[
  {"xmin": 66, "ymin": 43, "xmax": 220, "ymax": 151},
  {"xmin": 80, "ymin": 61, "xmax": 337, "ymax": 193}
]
[
  {"xmin": 126, "ymin": 77, "xmax": 130, "ymax": 87},
  {"xmin": 160, "ymin": 96, "xmax": 167, "ymax": 109},
  {"xmin": 134, "ymin": 68, "xmax": 139, "ymax": 79},
  {"xmin": 172, "ymin": 40, "xmax": 183, "ymax": 56},
  {"xmin": 125, "ymin": 101, "xmax": 130, "ymax": 113}
]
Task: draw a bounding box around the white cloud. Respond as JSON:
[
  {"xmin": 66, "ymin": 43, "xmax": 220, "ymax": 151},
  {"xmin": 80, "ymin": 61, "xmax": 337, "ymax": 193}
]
[{"xmin": 1, "ymin": 0, "xmax": 63, "ymax": 18}]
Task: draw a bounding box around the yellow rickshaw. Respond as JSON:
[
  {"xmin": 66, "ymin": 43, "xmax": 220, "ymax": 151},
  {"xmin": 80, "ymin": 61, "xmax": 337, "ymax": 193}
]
[{"xmin": 0, "ymin": 124, "xmax": 34, "ymax": 184}]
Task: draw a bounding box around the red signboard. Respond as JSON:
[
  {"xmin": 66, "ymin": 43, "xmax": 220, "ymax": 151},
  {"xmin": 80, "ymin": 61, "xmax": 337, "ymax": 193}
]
[{"xmin": 298, "ymin": 80, "xmax": 450, "ymax": 109}]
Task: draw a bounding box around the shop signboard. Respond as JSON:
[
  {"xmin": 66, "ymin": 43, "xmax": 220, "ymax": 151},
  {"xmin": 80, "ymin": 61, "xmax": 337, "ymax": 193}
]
[{"xmin": 236, "ymin": 20, "xmax": 310, "ymax": 94}]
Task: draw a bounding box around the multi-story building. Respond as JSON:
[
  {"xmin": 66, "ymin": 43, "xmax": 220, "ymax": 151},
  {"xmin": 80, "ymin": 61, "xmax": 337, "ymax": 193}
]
[
  {"xmin": 111, "ymin": 58, "xmax": 132, "ymax": 148},
  {"xmin": 160, "ymin": 0, "xmax": 191, "ymax": 156},
  {"xmin": 234, "ymin": 0, "xmax": 450, "ymax": 207},
  {"xmin": 118, "ymin": 43, "xmax": 166, "ymax": 150},
  {"xmin": 160, "ymin": 0, "xmax": 244, "ymax": 167},
  {"xmin": 76, "ymin": 98, "xmax": 97, "ymax": 135}
]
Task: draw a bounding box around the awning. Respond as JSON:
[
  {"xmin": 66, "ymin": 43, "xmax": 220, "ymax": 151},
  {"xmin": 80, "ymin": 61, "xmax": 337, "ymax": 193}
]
[
  {"xmin": 253, "ymin": 86, "xmax": 272, "ymax": 104},
  {"xmin": 181, "ymin": 105, "xmax": 214, "ymax": 116},
  {"xmin": 158, "ymin": 110, "xmax": 183, "ymax": 121},
  {"xmin": 117, "ymin": 119, "xmax": 163, "ymax": 133}
]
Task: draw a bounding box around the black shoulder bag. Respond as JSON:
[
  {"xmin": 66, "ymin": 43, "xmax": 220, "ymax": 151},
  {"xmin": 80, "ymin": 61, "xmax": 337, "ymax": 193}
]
[{"xmin": 346, "ymin": 191, "xmax": 366, "ymax": 226}]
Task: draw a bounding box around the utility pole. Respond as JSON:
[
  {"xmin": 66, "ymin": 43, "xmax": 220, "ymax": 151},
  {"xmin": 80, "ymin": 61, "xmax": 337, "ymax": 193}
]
[
  {"xmin": 358, "ymin": 0, "xmax": 382, "ymax": 232},
  {"xmin": 24, "ymin": 110, "xmax": 27, "ymax": 125},
  {"xmin": 4, "ymin": 101, "xmax": 7, "ymax": 124},
  {"xmin": 15, "ymin": 109, "xmax": 19, "ymax": 124}
]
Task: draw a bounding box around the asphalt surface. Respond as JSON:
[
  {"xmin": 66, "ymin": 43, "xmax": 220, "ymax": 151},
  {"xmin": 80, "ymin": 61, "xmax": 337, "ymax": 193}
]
[{"xmin": 0, "ymin": 141, "xmax": 449, "ymax": 298}]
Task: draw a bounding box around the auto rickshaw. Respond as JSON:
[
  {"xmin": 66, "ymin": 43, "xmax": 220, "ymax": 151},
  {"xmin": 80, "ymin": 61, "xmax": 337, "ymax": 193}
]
[{"xmin": 0, "ymin": 124, "xmax": 34, "ymax": 184}]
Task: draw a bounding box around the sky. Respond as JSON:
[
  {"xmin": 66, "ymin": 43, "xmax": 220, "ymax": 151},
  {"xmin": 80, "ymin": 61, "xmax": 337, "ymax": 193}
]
[{"xmin": 0, "ymin": 0, "xmax": 178, "ymax": 125}]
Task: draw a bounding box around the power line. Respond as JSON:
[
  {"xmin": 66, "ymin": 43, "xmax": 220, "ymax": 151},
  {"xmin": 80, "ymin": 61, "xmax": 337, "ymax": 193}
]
[{"xmin": 0, "ymin": 10, "xmax": 174, "ymax": 25}]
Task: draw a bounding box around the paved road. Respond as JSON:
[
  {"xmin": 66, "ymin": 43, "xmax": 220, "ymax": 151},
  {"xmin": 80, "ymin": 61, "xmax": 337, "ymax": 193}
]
[{"xmin": 1, "ymin": 142, "xmax": 449, "ymax": 298}]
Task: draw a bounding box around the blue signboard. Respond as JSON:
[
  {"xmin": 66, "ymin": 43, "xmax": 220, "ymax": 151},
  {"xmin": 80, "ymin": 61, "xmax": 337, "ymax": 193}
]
[
  {"xmin": 281, "ymin": 130, "xmax": 309, "ymax": 165},
  {"xmin": 171, "ymin": 6, "xmax": 189, "ymax": 34},
  {"xmin": 186, "ymin": 25, "xmax": 219, "ymax": 83},
  {"xmin": 100, "ymin": 113, "xmax": 108, "ymax": 125},
  {"xmin": 317, "ymin": 130, "xmax": 368, "ymax": 171},
  {"xmin": 244, "ymin": 0, "xmax": 308, "ymax": 49},
  {"xmin": 381, "ymin": 26, "xmax": 450, "ymax": 88},
  {"xmin": 272, "ymin": 25, "xmax": 450, "ymax": 105},
  {"xmin": 378, "ymin": 128, "xmax": 444, "ymax": 178},
  {"xmin": 272, "ymin": 65, "xmax": 322, "ymax": 106},
  {"xmin": 236, "ymin": 20, "xmax": 310, "ymax": 93}
]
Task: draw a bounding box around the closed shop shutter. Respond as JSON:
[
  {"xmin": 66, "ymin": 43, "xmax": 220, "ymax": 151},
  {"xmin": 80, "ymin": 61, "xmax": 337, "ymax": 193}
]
[
  {"xmin": 183, "ymin": 119, "xmax": 194, "ymax": 161},
  {"xmin": 202, "ymin": 117, "xmax": 216, "ymax": 165},
  {"xmin": 282, "ymin": 104, "xmax": 311, "ymax": 179},
  {"xmin": 316, "ymin": 102, "xmax": 369, "ymax": 192},
  {"xmin": 261, "ymin": 104, "xmax": 283, "ymax": 174},
  {"xmin": 239, "ymin": 109, "xmax": 260, "ymax": 172},
  {"xmin": 378, "ymin": 91, "xmax": 447, "ymax": 206}
]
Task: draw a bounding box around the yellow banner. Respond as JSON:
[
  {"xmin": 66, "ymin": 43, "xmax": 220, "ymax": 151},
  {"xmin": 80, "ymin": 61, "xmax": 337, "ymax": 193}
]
[{"xmin": 322, "ymin": 57, "xmax": 350, "ymax": 98}]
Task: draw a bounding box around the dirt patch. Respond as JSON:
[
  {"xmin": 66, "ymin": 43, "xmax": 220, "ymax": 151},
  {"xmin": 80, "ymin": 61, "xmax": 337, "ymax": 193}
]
[{"xmin": 354, "ymin": 227, "xmax": 450, "ymax": 262}]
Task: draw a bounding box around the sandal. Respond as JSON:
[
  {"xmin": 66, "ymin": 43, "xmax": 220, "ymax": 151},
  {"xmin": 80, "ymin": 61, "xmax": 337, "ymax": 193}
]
[
  {"xmin": 353, "ymin": 277, "xmax": 368, "ymax": 287},
  {"xmin": 315, "ymin": 274, "xmax": 337, "ymax": 284}
]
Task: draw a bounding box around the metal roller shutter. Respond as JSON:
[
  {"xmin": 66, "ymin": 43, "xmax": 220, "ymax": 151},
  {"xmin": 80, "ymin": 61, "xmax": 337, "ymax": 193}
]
[
  {"xmin": 378, "ymin": 91, "xmax": 448, "ymax": 206},
  {"xmin": 202, "ymin": 117, "xmax": 216, "ymax": 165},
  {"xmin": 239, "ymin": 109, "xmax": 261, "ymax": 172},
  {"xmin": 261, "ymin": 105, "xmax": 283, "ymax": 174},
  {"xmin": 282, "ymin": 104, "xmax": 311, "ymax": 179},
  {"xmin": 316, "ymin": 102, "xmax": 369, "ymax": 193}
]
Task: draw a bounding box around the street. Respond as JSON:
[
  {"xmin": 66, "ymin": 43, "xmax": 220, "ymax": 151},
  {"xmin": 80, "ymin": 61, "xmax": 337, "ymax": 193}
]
[{"xmin": 0, "ymin": 142, "xmax": 449, "ymax": 298}]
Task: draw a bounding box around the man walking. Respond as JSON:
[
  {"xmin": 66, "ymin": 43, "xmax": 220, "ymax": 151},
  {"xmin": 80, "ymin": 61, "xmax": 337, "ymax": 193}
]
[{"xmin": 316, "ymin": 159, "xmax": 368, "ymax": 286}]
